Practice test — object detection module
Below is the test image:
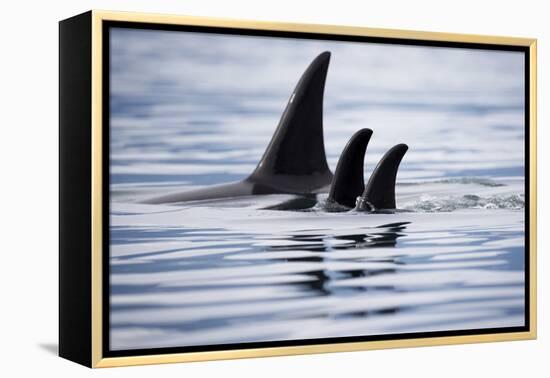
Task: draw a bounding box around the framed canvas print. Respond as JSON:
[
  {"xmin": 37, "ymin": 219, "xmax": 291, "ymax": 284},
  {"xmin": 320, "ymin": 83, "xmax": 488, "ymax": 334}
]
[{"xmin": 59, "ymin": 10, "xmax": 537, "ymax": 368}]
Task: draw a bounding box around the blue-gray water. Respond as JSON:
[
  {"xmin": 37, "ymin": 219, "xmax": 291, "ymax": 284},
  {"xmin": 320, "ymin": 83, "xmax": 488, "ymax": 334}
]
[{"xmin": 109, "ymin": 28, "xmax": 525, "ymax": 350}]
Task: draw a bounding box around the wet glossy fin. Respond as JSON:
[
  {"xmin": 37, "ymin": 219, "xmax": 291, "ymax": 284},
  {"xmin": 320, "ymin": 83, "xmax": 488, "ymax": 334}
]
[
  {"xmin": 327, "ymin": 128, "xmax": 373, "ymax": 208},
  {"xmin": 141, "ymin": 51, "xmax": 336, "ymax": 204},
  {"xmin": 249, "ymin": 52, "xmax": 333, "ymax": 192},
  {"xmin": 357, "ymin": 144, "xmax": 408, "ymax": 210}
]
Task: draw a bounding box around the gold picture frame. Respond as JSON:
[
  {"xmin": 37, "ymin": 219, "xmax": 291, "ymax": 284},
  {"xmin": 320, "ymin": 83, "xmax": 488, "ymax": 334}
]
[{"xmin": 59, "ymin": 9, "xmax": 537, "ymax": 368}]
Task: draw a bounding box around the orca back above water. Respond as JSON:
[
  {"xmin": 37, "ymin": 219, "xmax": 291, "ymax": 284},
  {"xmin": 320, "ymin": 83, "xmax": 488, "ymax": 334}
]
[
  {"xmin": 142, "ymin": 51, "xmax": 409, "ymax": 210},
  {"xmin": 143, "ymin": 52, "xmax": 334, "ymax": 204}
]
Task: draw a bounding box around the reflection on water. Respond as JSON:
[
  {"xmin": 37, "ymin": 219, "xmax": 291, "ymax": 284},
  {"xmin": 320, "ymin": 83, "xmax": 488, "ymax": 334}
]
[
  {"xmin": 108, "ymin": 29, "xmax": 525, "ymax": 350},
  {"xmin": 109, "ymin": 203, "xmax": 524, "ymax": 350}
]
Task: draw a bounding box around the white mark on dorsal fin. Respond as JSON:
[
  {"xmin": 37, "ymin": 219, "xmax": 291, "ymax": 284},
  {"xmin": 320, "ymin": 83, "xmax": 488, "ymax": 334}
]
[{"xmin": 289, "ymin": 93, "xmax": 296, "ymax": 103}]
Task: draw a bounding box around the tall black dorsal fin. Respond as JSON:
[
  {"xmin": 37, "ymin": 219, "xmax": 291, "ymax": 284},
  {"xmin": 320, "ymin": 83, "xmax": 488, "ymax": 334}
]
[
  {"xmin": 248, "ymin": 52, "xmax": 333, "ymax": 193},
  {"xmin": 357, "ymin": 144, "xmax": 408, "ymax": 210},
  {"xmin": 327, "ymin": 128, "xmax": 373, "ymax": 207}
]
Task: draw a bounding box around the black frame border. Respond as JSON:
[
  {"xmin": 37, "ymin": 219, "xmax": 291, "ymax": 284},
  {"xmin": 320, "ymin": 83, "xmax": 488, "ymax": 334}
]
[{"xmin": 101, "ymin": 20, "xmax": 531, "ymax": 359}]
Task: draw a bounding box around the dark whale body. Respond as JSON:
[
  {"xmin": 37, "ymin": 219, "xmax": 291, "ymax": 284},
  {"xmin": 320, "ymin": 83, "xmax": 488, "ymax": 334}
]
[
  {"xmin": 327, "ymin": 129, "xmax": 408, "ymax": 211},
  {"xmin": 142, "ymin": 51, "xmax": 409, "ymax": 211},
  {"xmin": 143, "ymin": 52, "xmax": 333, "ymax": 204}
]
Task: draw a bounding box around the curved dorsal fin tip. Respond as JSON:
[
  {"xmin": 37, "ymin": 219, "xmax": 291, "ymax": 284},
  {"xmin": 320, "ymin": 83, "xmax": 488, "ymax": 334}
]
[
  {"xmin": 394, "ymin": 143, "xmax": 409, "ymax": 152},
  {"xmin": 317, "ymin": 51, "xmax": 331, "ymax": 61}
]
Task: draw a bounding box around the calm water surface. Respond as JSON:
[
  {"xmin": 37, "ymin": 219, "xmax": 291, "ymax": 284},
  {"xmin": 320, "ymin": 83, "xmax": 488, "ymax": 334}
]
[{"xmin": 108, "ymin": 29, "xmax": 526, "ymax": 350}]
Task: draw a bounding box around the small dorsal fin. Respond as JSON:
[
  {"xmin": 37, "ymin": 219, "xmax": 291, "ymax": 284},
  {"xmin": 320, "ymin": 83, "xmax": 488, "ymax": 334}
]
[
  {"xmin": 327, "ymin": 129, "xmax": 373, "ymax": 207},
  {"xmin": 249, "ymin": 52, "xmax": 333, "ymax": 192},
  {"xmin": 357, "ymin": 144, "xmax": 408, "ymax": 210}
]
